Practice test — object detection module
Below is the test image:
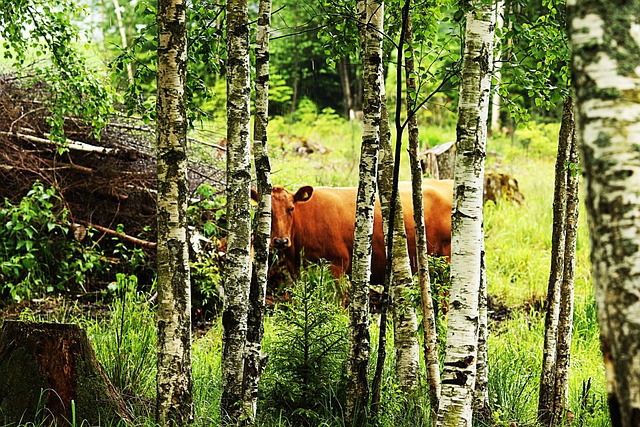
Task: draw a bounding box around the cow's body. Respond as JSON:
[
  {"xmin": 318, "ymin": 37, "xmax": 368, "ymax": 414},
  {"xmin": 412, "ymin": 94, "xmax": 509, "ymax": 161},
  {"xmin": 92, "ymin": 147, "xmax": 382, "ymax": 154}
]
[{"xmin": 262, "ymin": 180, "xmax": 453, "ymax": 285}]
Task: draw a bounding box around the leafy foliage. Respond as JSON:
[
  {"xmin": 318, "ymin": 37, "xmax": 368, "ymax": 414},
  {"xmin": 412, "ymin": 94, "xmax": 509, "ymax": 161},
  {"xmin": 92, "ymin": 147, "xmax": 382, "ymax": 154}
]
[
  {"xmin": 498, "ymin": 0, "xmax": 570, "ymax": 123},
  {"xmin": 259, "ymin": 262, "xmax": 348, "ymax": 426},
  {"xmin": 187, "ymin": 184, "xmax": 227, "ymax": 317},
  {"xmin": 0, "ymin": 182, "xmax": 107, "ymax": 303},
  {"xmin": 0, "ymin": 0, "xmax": 115, "ymax": 144}
]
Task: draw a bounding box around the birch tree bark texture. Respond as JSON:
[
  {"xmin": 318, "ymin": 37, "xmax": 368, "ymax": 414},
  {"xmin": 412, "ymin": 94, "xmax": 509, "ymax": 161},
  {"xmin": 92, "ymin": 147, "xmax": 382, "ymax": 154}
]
[
  {"xmin": 568, "ymin": 1, "xmax": 640, "ymax": 425},
  {"xmin": 538, "ymin": 97, "xmax": 571, "ymax": 426},
  {"xmin": 243, "ymin": 0, "xmax": 273, "ymax": 421},
  {"xmin": 404, "ymin": 10, "xmax": 441, "ymax": 418},
  {"xmin": 345, "ymin": 0, "xmax": 383, "ymax": 424},
  {"xmin": 221, "ymin": 0, "xmax": 253, "ymax": 423},
  {"xmin": 436, "ymin": 4, "xmax": 495, "ymax": 426},
  {"xmin": 155, "ymin": 0, "xmax": 193, "ymax": 425},
  {"xmin": 377, "ymin": 80, "xmax": 420, "ymax": 396},
  {"xmin": 538, "ymin": 97, "xmax": 579, "ymax": 426},
  {"xmin": 552, "ymin": 108, "xmax": 579, "ymax": 424}
]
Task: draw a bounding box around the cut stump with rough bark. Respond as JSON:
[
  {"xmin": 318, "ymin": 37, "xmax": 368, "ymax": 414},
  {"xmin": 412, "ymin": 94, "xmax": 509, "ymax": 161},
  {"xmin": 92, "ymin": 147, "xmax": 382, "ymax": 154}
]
[
  {"xmin": 422, "ymin": 141, "xmax": 455, "ymax": 179},
  {"xmin": 484, "ymin": 171, "xmax": 525, "ymax": 205},
  {"xmin": 0, "ymin": 321, "xmax": 132, "ymax": 426}
]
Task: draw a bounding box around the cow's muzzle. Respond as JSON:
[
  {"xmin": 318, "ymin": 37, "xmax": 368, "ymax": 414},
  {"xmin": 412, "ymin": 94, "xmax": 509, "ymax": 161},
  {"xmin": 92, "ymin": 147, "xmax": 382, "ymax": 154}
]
[{"xmin": 272, "ymin": 237, "xmax": 290, "ymax": 249}]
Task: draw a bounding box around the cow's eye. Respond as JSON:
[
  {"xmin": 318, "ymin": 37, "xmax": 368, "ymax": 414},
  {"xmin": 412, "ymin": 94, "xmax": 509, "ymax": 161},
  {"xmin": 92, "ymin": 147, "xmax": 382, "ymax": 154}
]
[{"xmin": 288, "ymin": 207, "xmax": 295, "ymax": 213}]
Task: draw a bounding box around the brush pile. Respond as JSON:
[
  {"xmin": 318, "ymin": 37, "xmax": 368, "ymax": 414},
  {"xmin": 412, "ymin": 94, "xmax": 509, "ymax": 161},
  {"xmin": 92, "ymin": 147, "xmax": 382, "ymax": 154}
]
[{"xmin": 0, "ymin": 75, "xmax": 225, "ymax": 287}]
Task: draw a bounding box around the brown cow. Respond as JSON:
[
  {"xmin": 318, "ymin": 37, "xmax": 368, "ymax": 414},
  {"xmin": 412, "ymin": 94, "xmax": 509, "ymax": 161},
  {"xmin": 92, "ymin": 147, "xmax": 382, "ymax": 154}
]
[{"xmin": 253, "ymin": 180, "xmax": 453, "ymax": 285}]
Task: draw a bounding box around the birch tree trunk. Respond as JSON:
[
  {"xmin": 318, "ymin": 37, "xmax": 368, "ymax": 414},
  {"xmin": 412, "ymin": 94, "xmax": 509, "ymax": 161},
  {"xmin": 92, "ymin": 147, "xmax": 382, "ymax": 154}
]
[
  {"xmin": 377, "ymin": 83, "xmax": 421, "ymax": 397},
  {"xmin": 155, "ymin": 0, "xmax": 193, "ymax": 424},
  {"xmin": 436, "ymin": 3, "xmax": 495, "ymax": 426},
  {"xmin": 242, "ymin": 0, "xmax": 272, "ymax": 421},
  {"xmin": 538, "ymin": 97, "xmax": 572, "ymax": 425},
  {"xmin": 569, "ymin": 2, "xmax": 640, "ymax": 424},
  {"xmin": 538, "ymin": 97, "xmax": 579, "ymax": 426},
  {"xmin": 552, "ymin": 108, "xmax": 579, "ymax": 423},
  {"xmin": 404, "ymin": 8, "xmax": 441, "ymax": 419},
  {"xmin": 374, "ymin": 0, "xmax": 420, "ymax": 397},
  {"xmin": 345, "ymin": 0, "xmax": 382, "ymax": 423},
  {"xmin": 112, "ymin": 0, "xmax": 134, "ymax": 86},
  {"xmin": 371, "ymin": 86, "xmax": 391, "ymax": 420},
  {"xmin": 490, "ymin": 0, "xmax": 504, "ymax": 134},
  {"xmin": 474, "ymin": 236, "xmax": 490, "ymax": 420},
  {"xmin": 221, "ymin": 0, "xmax": 253, "ymax": 422}
]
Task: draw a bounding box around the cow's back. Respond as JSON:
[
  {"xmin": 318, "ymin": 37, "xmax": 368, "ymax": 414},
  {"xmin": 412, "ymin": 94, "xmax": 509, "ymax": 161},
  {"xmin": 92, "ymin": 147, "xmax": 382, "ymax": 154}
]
[
  {"xmin": 369, "ymin": 180, "xmax": 453, "ymax": 285},
  {"xmin": 287, "ymin": 180, "xmax": 453, "ymax": 285}
]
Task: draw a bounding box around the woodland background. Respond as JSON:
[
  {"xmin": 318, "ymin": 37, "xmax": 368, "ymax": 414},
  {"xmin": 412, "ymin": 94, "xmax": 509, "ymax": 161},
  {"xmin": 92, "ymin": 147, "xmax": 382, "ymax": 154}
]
[{"xmin": 0, "ymin": 0, "xmax": 612, "ymax": 426}]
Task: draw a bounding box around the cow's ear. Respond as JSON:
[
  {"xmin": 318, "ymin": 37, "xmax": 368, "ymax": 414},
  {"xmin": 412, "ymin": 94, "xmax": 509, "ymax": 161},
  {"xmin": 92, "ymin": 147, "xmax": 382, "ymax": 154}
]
[
  {"xmin": 294, "ymin": 186, "xmax": 313, "ymax": 203},
  {"xmin": 250, "ymin": 188, "xmax": 259, "ymax": 203}
]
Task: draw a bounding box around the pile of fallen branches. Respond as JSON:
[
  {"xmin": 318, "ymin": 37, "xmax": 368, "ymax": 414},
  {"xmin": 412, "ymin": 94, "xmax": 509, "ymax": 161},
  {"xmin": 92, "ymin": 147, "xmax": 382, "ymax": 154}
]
[{"xmin": 0, "ymin": 74, "xmax": 225, "ymax": 274}]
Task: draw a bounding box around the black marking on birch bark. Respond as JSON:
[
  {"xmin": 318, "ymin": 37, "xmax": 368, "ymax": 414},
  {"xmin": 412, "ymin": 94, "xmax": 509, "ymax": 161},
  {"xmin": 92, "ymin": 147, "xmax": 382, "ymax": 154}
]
[
  {"xmin": 608, "ymin": 393, "xmax": 622, "ymax": 427},
  {"xmin": 450, "ymin": 354, "xmax": 475, "ymax": 368},
  {"xmin": 442, "ymin": 371, "xmax": 468, "ymax": 386}
]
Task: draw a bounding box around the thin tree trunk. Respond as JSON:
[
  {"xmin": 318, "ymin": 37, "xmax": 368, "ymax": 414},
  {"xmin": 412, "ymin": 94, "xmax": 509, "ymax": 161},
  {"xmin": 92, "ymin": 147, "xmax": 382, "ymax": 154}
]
[
  {"xmin": 383, "ymin": 0, "xmax": 421, "ymax": 396},
  {"xmin": 339, "ymin": 56, "xmax": 354, "ymax": 119},
  {"xmin": 436, "ymin": 2, "xmax": 495, "ymax": 426},
  {"xmin": 345, "ymin": 0, "xmax": 383, "ymax": 424},
  {"xmin": 221, "ymin": 0, "xmax": 252, "ymax": 422},
  {"xmin": 377, "ymin": 78, "xmax": 420, "ymax": 397},
  {"xmin": 569, "ymin": 2, "xmax": 640, "ymax": 425},
  {"xmin": 538, "ymin": 96, "xmax": 572, "ymax": 426},
  {"xmin": 370, "ymin": 83, "xmax": 392, "ymax": 421},
  {"xmin": 404, "ymin": 8, "xmax": 441, "ymax": 420},
  {"xmin": 552, "ymin": 102, "xmax": 579, "ymax": 423},
  {"xmin": 474, "ymin": 235, "xmax": 490, "ymax": 421},
  {"xmin": 243, "ymin": 0, "xmax": 272, "ymax": 421},
  {"xmin": 290, "ymin": 5, "xmax": 300, "ymax": 115},
  {"xmin": 112, "ymin": 0, "xmax": 134, "ymax": 86},
  {"xmin": 490, "ymin": 0, "xmax": 504, "ymax": 134},
  {"xmin": 155, "ymin": 0, "xmax": 193, "ymax": 424}
]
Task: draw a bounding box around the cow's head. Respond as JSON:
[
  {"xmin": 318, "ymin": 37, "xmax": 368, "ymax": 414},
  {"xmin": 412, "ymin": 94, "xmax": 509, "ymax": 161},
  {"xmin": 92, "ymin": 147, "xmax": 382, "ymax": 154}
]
[{"xmin": 255, "ymin": 185, "xmax": 313, "ymax": 250}]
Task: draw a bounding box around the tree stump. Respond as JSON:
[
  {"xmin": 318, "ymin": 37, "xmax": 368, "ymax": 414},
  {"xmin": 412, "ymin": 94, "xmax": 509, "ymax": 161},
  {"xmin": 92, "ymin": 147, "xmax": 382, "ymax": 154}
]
[
  {"xmin": 422, "ymin": 141, "xmax": 455, "ymax": 179},
  {"xmin": 483, "ymin": 171, "xmax": 525, "ymax": 205},
  {"xmin": 0, "ymin": 321, "xmax": 132, "ymax": 426}
]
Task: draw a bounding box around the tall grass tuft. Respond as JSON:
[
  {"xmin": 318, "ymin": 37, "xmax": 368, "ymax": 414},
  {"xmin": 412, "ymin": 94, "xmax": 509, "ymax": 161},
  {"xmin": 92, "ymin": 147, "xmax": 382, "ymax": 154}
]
[{"xmin": 86, "ymin": 274, "xmax": 157, "ymax": 417}]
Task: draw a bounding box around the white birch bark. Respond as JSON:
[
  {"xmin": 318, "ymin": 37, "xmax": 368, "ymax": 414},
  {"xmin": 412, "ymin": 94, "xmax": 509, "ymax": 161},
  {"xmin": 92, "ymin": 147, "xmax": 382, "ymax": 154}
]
[
  {"xmin": 538, "ymin": 96, "xmax": 572, "ymax": 425},
  {"xmin": 155, "ymin": 0, "xmax": 192, "ymax": 424},
  {"xmin": 345, "ymin": 0, "xmax": 382, "ymax": 423},
  {"xmin": 371, "ymin": 86, "xmax": 391, "ymax": 419},
  {"xmin": 552, "ymin": 114, "xmax": 579, "ymax": 423},
  {"xmin": 490, "ymin": 0, "xmax": 504, "ymax": 134},
  {"xmin": 568, "ymin": 2, "xmax": 640, "ymax": 425},
  {"xmin": 221, "ymin": 0, "xmax": 253, "ymax": 423},
  {"xmin": 372, "ymin": 4, "xmax": 420, "ymax": 394},
  {"xmin": 404, "ymin": 11, "xmax": 441, "ymax": 417},
  {"xmin": 474, "ymin": 235, "xmax": 490, "ymax": 420},
  {"xmin": 243, "ymin": 0, "xmax": 272, "ymax": 421},
  {"xmin": 436, "ymin": 4, "xmax": 495, "ymax": 426},
  {"xmin": 377, "ymin": 82, "xmax": 421, "ymax": 395},
  {"xmin": 112, "ymin": 0, "xmax": 134, "ymax": 86}
]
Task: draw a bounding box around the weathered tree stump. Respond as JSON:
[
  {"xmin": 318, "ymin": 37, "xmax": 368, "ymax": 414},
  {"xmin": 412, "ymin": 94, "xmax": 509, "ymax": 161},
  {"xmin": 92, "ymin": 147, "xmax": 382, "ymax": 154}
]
[
  {"xmin": 422, "ymin": 141, "xmax": 455, "ymax": 179},
  {"xmin": 484, "ymin": 171, "xmax": 525, "ymax": 205},
  {"xmin": 0, "ymin": 321, "xmax": 132, "ymax": 426}
]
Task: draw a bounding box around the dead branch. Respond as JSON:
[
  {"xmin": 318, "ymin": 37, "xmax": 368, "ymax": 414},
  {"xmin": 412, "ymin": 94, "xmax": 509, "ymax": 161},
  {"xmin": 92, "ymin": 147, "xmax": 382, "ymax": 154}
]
[
  {"xmin": 0, "ymin": 131, "xmax": 120, "ymax": 155},
  {"xmin": 77, "ymin": 220, "xmax": 157, "ymax": 248}
]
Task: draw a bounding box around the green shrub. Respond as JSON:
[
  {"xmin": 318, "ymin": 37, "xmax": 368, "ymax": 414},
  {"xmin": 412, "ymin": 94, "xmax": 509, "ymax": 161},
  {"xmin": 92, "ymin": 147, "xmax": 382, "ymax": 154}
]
[
  {"xmin": 259, "ymin": 262, "xmax": 348, "ymax": 426},
  {"xmin": 187, "ymin": 184, "xmax": 227, "ymax": 317},
  {"xmin": 0, "ymin": 182, "xmax": 107, "ymax": 303}
]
